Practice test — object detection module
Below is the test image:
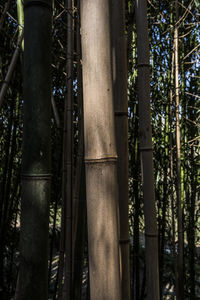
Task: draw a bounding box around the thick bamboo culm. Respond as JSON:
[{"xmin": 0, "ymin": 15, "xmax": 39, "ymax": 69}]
[
  {"xmin": 110, "ymin": 1, "xmax": 130, "ymax": 299},
  {"xmin": 17, "ymin": 0, "xmax": 52, "ymax": 299},
  {"xmin": 135, "ymin": 0, "xmax": 160, "ymax": 299},
  {"xmin": 81, "ymin": 0, "xmax": 121, "ymax": 299}
]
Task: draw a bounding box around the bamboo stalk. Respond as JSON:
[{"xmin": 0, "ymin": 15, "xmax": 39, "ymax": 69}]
[
  {"xmin": 174, "ymin": 1, "xmax": 184, "ymax": 298},
  {"xmin": 81, "ymin": 1, "xmax": 121, "ymax": 298},
  {"xmin": 72, "ymin": 2, "xmax": 87, "ymax": 297},
  {"xmin": 135, "ymin": 0, "xmax": 160, "ymax": 299},
  {"xmin": 17, "ymin": 0, "xmax": 52, "ymax": 298},
  {"xmin": 17, "ymin": 0, "xmax": 24, "ymax": 50},
  {"xmin": 0, "ymin": 32, "xmax": 24, "ymax": 110},
  {"xmin": 62, "ymin": 0, "xmax": 74, "ymax": 298},
  {"xmin": 51, "ymin": 95, "xmax": 61, "ymax": 129},
  {"xmin": 110, "ymin": 1, "xmax": 130, "ymax": 299}
]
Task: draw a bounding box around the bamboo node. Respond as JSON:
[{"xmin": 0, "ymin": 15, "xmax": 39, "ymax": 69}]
[
  {"xmin": 85, "ymin": 156, "xmax": 117, "ymax": 164},
  {"xmin": 21, "ymin": 173, "xmax": 52, "ymax": 180}
]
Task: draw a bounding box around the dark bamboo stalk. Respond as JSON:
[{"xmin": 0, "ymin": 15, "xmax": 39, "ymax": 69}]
[
  {"xmin": 135, "ymin": 0, "xmax": 160, "ymax": 299},
  {"xmin": 57, "ymin": 202, "xmax": 65, "ymax": 299},
  {"xmin": 174, "ymin": 1, "xmax": 184, "ymax": 298},
  {"xmin": 17, "ymin": 0, "xmax": 52, "ymax": 298},
  {"xmin": 62, "ymin": 0, "xmax": 74, "ymax": 298},
  {"xmin": 133, "ymin": 104, "xmax": 140, "ymax": 300},
  {"xmin": 51, "ymin": 95, "xmax": 61, "ymax": 129},
  {"xmin": 72, "ymin": 2, "xmax": 87, "ymax": 297},
  {"xmin": 110, "ymin": 1, "xmax": 130, "ymax": 299}
]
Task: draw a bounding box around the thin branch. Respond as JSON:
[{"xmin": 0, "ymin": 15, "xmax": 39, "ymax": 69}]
[
  {"xmin": 183, "ymin": 43, "xmax": 200, "ymax": 60},
  {"xmin": 0, "ymin": 0, "xmax": 13, "ymax": 31},
  {"xmin": 185, "ymin": 91, "xmax": 200, "ymax": 99},
  {"xmin": 51, "ymin": 95, "xmax": 61, "ymax": 129},
  {"xmin": 188, "ymin": 136, "xmax": 200, "ymax": 144},
  {"xmin": 0, "ymin": 31, "xmax": 24, "ymax": 110}
]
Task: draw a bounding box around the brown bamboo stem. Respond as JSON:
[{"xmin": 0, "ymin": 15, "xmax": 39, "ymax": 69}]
[
  {"xmin": 81, "ymin": 1, "xmax": 121, "ymax": 298},
  {"xmin": 110, "ymin": 1, "xmax": 130, "ymax": 299},
  {"xmin": 135, "ymin": 0, "xmax": 160, "ymax": 299}
]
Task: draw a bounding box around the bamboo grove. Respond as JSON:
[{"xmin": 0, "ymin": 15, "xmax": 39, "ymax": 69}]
[{"xmin": 0, "ymin": 0, "xmax": 199, "ymax": 299}]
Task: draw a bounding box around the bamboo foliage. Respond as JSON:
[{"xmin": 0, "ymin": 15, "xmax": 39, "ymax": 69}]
[{"xmin": 81, "ymin": 0, "xmax": 121, "ymax": 298}]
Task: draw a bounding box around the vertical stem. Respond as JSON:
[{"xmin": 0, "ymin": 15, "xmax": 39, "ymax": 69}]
[
  {"xmin": 17, "ymin": 0, "xmax": 24, "ymax": 50},
  {"xmin": 174, "ymin": 1, "xmax": 184, "ymax": 298},
  {"xmin": 73, "ymin": 1, "xmax": 87, "ymax": 297},
  {"xmin": 110, "ymin": 1, "xmax": 130, "ymax": 299},
  {"xmin": 62, "ymin": 0, "xmax": 74, "ymax": 298},
  {"xmin": 135, "ymin": 0, "xmax": 160, "ymax": 299},
  {"xmin": 17, "ymin": 0, "xmax": 52, "ymax": 299},
  {"xmin": 81, "ymin": 1, "xmax": 121, "ymax": 298}
]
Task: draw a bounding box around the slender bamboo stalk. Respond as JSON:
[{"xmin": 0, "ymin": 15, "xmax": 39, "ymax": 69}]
[
  {"xmin": 133, "ymin": 110, "xmax": 140, "ymax": 300},
  {"xmin": 57, "ymin": 202, "xmax": 65, "ymax": 299},
  {"xmin": 135, "ymin": 0, "xmax": 160, "ymax": 299},
  {"xmin": 110, "ymin": 1, "xmax": 130, "ymax": 299},
  {"xmin": 73, "ymin": 2, "xmax": 87, "ymax": 297},
  {"xmin": 81, "ymin": 0, "xmax": 121, "ymax": 298},
  {"xmin": 174, "ymin": 1, "xmax": 184, "ymax": 298},
  {"xmin": 0, "ymin": 32, "xmax": 24, "ymax": 110},
  {"xmin": 17, "ymin": 0, "xmax": 24, "ymax": 50},
  {"xmin": 17, "ymin": 0, "xmax": 52, "ymax": 298},
  {"xmin": 62, "ymin": 0, "xmax": 74, "ymax": 298},
  {"xmin": 51, "ymin": 95, "xmax": 61, "ymax": 128}
]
